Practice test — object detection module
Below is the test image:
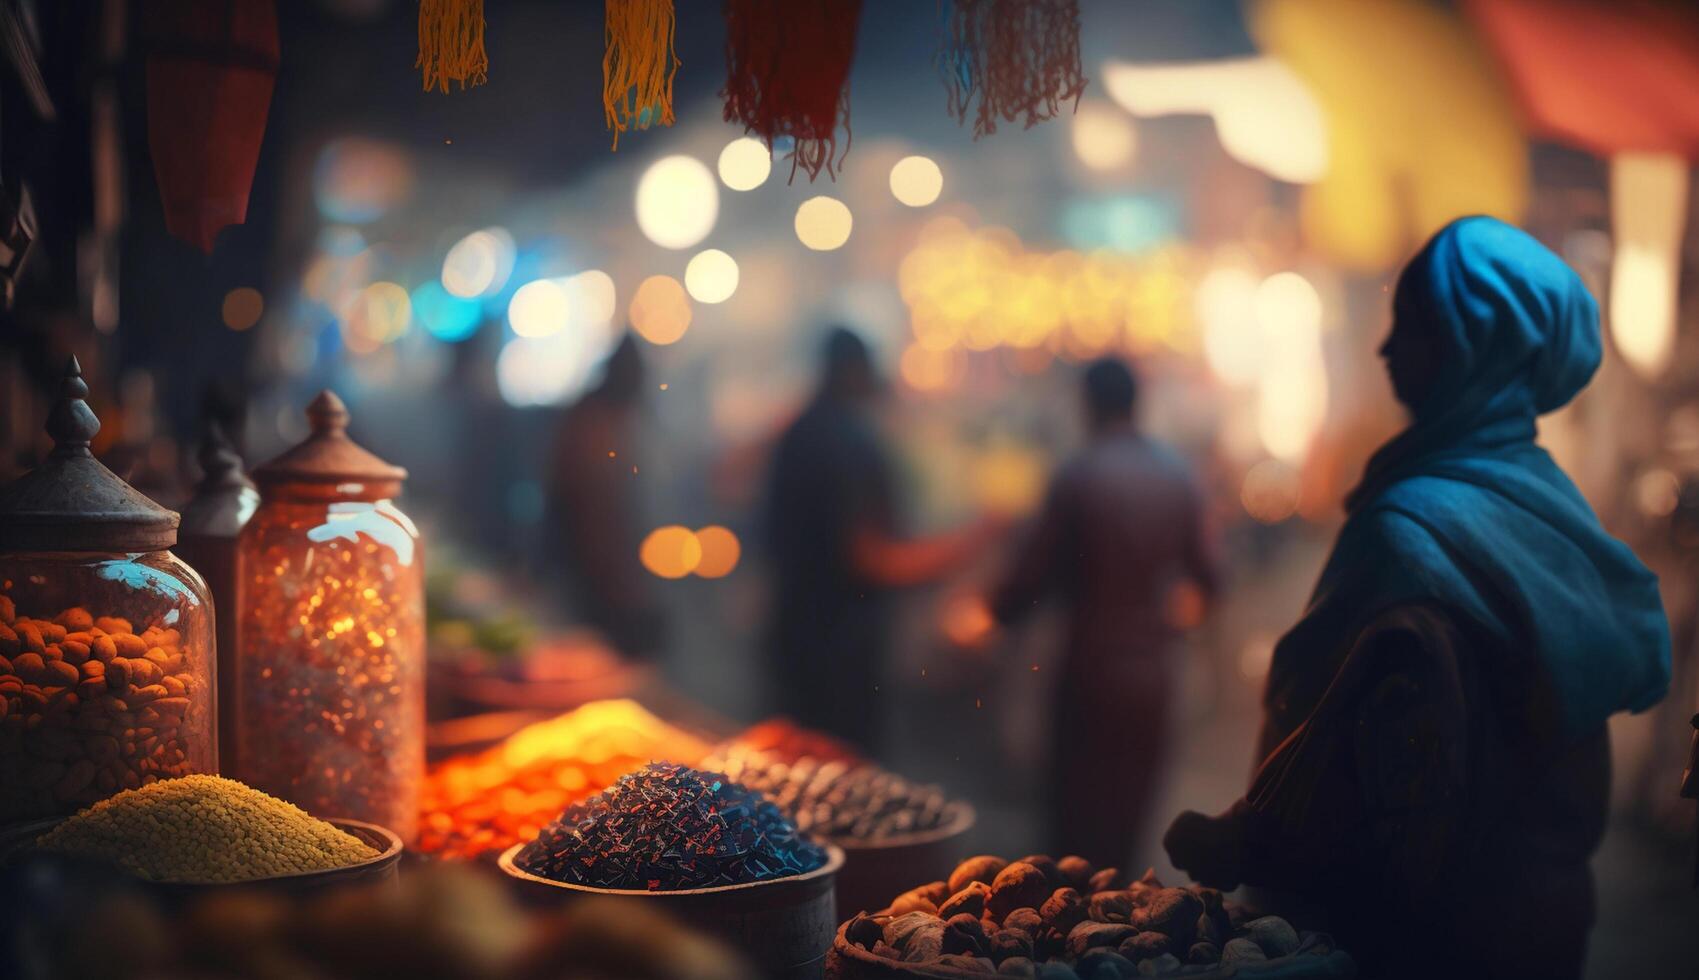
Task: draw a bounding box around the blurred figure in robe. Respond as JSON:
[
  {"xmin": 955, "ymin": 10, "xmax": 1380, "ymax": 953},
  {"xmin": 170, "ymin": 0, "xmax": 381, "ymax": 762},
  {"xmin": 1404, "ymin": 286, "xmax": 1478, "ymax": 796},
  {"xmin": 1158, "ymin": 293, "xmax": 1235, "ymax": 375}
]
[
  {"xmin": 760, "ymin": 327, "xmax": 990, "ymax": 754},
  {"xmin": 548, "ymin": 333, "xmax": 660, "ymax": 659},
  {"xmin": 990, "ymin": 356, "xmax": 1218, "ymax": 868}
]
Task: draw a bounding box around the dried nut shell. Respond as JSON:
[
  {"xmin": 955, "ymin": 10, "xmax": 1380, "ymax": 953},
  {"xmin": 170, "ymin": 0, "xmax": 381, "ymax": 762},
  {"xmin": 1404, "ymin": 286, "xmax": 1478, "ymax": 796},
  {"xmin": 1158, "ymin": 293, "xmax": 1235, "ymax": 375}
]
[
  {"xmin": 1057, "ymin": 855, "xmax": 1094, "ymax": 889},
  {"xmin": 900, "ymin": 923, "xmax": 945, "ymax": 962},
  {"xmin": 1187, "ymin": 942, "xmax": 1221, "ymax": 965},
  {"xmin": 945, "ymin": 879, "xmax": 995, "ymax": 919},
  {"xmin": 1040, "ymin": 887, "xmax": 1087, "ymax": 933},
  {"xmin": 997, "ymin": 956, "xmax": 1039, "ymax": 978},
  {"xmin": 845, "ymin": 912, "xmax": 882, "ymax": 949},
  {"xmin": 988, "ymin": 862, "xmax": 1052, "ymax": 918},
  {"xmin": 1076, "ymin": 948, "xmax": 1136, "ymax": 977},
  {"xmin": 884, "ymin": 911, "xmax": 942, "ymax": 950},
  {"xmin": 1064, "ymin": 921, "xmax": 1138, "ymax": 960},
  {"xmin": 1016, "ymin": 854, "xmax": 1060, "ymax": 884},
  {"xmin": 1001, "ymin": 907, "xmax": 1043, "ymax": 936},
  {"xmin": 1088, "ymin": 889, "xmax": 1135, "ymax": 924},
  {"xmin": 1133, "ymin": 889, "xmax": 1202, "ymax": 947},
  {"xmin": 989, "ymin": 928, "xmax": 1033, "ymax": 962},
  {"xmin": 1221, "ymin": 938, "xmax": 1267, "ymax": 964},
  {"xmin": 950, "ymin": 855, "xmax": 1010, "ymax": 894},
  {"xmin": 1245, "ymin": 916, "xmax": 1300, "ymax": 958},
  {"xmin": 943, "ymin": 913, "xmax": 988, "ymax": 956},
  {"xmin": 1087, "ymin": 867, "xmax": 1123, "ymax": 893}
]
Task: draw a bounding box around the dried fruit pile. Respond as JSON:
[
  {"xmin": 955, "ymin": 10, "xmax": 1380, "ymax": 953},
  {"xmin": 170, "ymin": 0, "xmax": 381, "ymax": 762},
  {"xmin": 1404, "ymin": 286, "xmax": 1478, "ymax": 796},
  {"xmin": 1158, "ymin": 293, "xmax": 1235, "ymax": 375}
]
[
  {"xmin": 835, "ymin": 854, "xmax": 1329, "ymax": 978},
  {"xmin": 514, "ymin": 763, "xmax": 828, "ymax": 891},
  {"xmin": 419, "ymin": 699, "xmax": 709, "ymax": 859},
  {"xmin": 0, "ymin": 603, "xmax": 207, "ymax": 819},
  {"xmin": 705, "ymin": 744, "xmax": 964, "ymax": 844},
  {"xmin": 35, "ymin": 774, "xmax": 376, "ymax": 882}
]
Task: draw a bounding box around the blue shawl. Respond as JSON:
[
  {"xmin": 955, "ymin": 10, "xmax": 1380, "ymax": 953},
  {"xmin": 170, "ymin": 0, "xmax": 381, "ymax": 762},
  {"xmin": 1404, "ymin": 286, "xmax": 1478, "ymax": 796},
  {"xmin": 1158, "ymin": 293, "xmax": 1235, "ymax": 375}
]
[{"xmin": 1266, "ymin": 216, "xmax": 1670, "ymax": 741}]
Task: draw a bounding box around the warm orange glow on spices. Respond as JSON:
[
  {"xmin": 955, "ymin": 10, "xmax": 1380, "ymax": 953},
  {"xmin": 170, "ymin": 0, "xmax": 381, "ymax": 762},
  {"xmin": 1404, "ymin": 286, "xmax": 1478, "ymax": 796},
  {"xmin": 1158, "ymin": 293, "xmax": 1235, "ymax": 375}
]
[{"xmin": 417, "ymin": 699, "xmax": 708, "ymax": 860}]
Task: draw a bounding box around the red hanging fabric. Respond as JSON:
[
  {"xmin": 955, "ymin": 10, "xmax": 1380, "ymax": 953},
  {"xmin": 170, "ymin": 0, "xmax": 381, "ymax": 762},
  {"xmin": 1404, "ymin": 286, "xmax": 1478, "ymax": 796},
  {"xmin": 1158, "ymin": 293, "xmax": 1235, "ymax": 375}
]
[
  {"xmin": 1465, "ymin": 0, "xmax": 1699, "ymax": 157},
  {"xmin": 940, "ymin": 0, "xmax": 1087, "ymax": 139},
  {"xmin": 145, "ymin": 0, "xmax": 279, "ymax": 253},
  {"xmin": 721, "ymin": 0, "xmax": 863, "ymax": 181}
]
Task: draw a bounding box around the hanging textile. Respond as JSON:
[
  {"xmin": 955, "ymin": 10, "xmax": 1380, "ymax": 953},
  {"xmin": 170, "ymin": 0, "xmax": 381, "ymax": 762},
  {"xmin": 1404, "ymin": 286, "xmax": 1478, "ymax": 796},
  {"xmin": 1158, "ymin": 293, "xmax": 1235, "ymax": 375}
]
[
  {"xmin": 939, "ymin": 0, "xmax": 1087, "ymax": 139},
  {"xmin": 605, "ymin": 0, "xmax": 678, "ymax": 148},
  {"xmin": 418, "ymin": 0, "xmax": 488, "ymax": 93},
  {"xmin": 721, "ymin": 0, "xmax": 863, "ymax": 181},
  {"xmin": 145, "ymin": 0, "xmax": 279, "ymax": 253}
]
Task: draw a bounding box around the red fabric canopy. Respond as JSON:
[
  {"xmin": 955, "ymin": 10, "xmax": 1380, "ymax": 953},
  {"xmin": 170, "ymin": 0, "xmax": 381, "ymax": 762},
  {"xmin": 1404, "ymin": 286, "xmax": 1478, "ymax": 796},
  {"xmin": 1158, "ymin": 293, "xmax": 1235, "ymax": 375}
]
[{"xmin": 1466, "ymin": 0, "xmax": 1699, "ymax": 157}]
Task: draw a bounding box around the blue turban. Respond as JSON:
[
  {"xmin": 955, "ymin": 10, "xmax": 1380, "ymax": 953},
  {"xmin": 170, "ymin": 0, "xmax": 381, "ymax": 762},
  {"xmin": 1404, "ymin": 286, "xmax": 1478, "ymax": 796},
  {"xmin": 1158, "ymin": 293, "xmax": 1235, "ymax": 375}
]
[{"xmin": 1267, "ymin": 216, "xmax": 1670, "ymax": 739}]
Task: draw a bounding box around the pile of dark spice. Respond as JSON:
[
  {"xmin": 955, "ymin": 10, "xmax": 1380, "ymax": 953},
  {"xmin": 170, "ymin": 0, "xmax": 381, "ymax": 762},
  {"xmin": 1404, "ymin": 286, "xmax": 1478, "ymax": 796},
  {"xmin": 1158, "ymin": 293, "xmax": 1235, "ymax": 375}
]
[
  {"xmin": 513, "ymin": 762, "xmax": 828, "ymax": 890},
  {"xmin": 706, "ymin": 745, "xmax": 963, "ymax": 843}
]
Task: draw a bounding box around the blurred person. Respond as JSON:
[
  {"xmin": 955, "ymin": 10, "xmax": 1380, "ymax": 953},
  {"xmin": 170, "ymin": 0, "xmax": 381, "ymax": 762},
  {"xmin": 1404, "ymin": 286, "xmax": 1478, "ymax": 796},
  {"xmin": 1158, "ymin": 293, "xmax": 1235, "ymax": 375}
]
[
  {"xmin": 1164, "ymin": 217, "xmax": 1671, "ymax": 979},
  {"xmin": 760, "ymin": 327, "xmax": 990, "ymax": 753},
  {"xmin": 548, "ymin": 333, "xmax": 661, "ymax": 659},
  {"xmin": 986, "ymin": 356, "xmax": 1218, "ymax": 869}
]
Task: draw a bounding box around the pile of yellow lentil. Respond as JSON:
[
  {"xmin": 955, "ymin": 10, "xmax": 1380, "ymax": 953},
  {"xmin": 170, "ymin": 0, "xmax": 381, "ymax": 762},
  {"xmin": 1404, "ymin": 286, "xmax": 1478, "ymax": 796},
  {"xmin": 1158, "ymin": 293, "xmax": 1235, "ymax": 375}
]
[{"xmin": 34, "ymin": 774, "xmax": 378, "ymax": 882}]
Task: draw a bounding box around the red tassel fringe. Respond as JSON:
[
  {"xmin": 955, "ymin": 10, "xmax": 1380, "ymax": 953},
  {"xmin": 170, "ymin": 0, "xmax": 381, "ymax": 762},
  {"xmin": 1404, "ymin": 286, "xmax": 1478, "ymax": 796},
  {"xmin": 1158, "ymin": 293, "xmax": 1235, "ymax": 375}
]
[
  {"xmin": 721, "ymin": 0, "xmax": 864, "ymax": 181},
  {"xmin": 942, "ymin": 0, "xmax": 1087, "ymax": 139}
]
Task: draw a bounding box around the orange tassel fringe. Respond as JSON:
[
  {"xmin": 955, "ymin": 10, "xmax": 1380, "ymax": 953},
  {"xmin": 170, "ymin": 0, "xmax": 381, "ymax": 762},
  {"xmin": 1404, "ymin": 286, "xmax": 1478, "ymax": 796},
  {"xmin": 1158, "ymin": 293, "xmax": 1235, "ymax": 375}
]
[
  {"xmin": 604, "ymin": 0, "xmax": 679, "ymax": 149},
  {"xmin": 417, "ymin": 0, "xmax": 488, "ymax": 93}
]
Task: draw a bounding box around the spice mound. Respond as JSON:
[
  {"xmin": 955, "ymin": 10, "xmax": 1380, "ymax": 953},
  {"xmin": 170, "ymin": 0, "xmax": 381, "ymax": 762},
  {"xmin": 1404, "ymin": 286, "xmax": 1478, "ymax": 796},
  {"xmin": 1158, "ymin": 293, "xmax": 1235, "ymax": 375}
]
[
  {"xmin": 705, "ymin": 744, "xmax": 965, "ymax": 844},
  {"xmin": 726, "ymin": 717, "xmax": 866, "ymax": 767},
  {"xmin": 419, "ymin": 698, "xmax": 710, "ymax": 860},
  {"xmin": 35, "ymin": 774, "xmax": 378, "ymax": 882},
  {"xmin": 514, "ymin": 762, "xmax": 828, "ymax": 891},
  {"xmin": 835, "ymin": 854, "xmax": 1342, "ymax": 976}
]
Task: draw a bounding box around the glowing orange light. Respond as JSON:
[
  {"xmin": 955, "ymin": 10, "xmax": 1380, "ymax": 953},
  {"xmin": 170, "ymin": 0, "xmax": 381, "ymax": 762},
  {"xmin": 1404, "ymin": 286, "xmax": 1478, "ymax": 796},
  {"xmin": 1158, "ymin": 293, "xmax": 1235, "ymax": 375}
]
[
  {"xmin": 222, "ymin": 287, "xmax": 264, "ymax": 331},
  {"xmin": 640, "ymin": 525, "xmax": 701, "ymax": 578},
  {"xmin": 692, "ymin": 526, "xmax": 741, "ymax": 578},
  {"xmin": 630, "ymin": 275, "xmax": 693, "ymax": 345}
]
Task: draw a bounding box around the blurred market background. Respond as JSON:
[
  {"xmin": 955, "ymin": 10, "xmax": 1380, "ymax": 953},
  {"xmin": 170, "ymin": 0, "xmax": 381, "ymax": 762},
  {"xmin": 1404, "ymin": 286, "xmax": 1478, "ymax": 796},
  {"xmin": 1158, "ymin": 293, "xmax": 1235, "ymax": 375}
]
[{"xmin": 1, "ymin": 1, "xmax": 1698, "ymax": 976}]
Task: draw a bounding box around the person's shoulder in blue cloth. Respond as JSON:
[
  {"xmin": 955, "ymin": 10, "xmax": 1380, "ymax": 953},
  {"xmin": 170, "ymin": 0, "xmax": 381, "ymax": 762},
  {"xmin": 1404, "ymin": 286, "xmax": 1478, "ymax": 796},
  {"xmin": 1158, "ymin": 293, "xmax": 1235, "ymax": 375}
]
[{"xmin": 1165, "ymin": 216, "xmax": 1670, "ymax": 980}]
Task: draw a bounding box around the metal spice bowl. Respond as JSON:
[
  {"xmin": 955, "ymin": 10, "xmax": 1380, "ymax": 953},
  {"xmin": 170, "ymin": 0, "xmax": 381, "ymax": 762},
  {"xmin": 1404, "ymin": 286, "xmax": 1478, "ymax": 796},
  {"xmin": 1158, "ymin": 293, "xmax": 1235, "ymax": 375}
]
[
  {"xmin": 831, "ymin": 802, "xmax": 976, "ymax": 920},
  {"xmin": 0, "ymin": 816, "xmax": 403, "ymax": 903},
  {"xmin": 499, "ymin": 841, "xmax": 845, "ymax": 980}
]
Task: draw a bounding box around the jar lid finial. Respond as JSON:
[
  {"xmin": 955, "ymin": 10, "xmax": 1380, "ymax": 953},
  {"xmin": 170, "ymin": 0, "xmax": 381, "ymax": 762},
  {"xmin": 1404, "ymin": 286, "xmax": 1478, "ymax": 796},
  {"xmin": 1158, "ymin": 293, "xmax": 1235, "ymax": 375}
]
[
  {"xmin": 306, "ymin": 390, "xmax": 350, "ymax": 434},
  {"xmin": 46, "ymin": 355, "xmax": 100, "ymax": 456}
]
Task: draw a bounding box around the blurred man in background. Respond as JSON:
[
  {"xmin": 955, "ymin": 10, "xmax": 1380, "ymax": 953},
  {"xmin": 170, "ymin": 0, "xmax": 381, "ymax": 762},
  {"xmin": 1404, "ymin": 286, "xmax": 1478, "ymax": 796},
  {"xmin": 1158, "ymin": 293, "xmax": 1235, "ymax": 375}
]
[
  {"xmin": 990, "ymin": 356, "xmax": 1217, "ymax": 867},
  {"xmin": 549, "ymin": 333, "xmax": 661, "ymax": 659},
  {"xmin": 761, "ymin": 327, "xmax": 991, "ymax": 754}
]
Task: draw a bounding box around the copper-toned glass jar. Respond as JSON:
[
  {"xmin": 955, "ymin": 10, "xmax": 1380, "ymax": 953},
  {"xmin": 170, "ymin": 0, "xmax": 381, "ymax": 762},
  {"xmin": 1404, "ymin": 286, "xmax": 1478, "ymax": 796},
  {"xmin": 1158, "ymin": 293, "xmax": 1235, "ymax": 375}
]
[
  {"xmin": 234, "ymin": 391, "xmax": 423, "ymax": 842},
  {"xmin": 0, "ymin": 358, "xmax": 216, "ymax": 821}
]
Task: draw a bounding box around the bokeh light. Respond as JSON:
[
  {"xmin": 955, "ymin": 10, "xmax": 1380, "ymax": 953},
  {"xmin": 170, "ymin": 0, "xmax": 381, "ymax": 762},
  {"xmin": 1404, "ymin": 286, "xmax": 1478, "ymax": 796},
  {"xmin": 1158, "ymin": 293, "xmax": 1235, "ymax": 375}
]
[
  {"xmin": 1610, "ymin": 152, "xmax": 1684, "ymax": 379},
  {"xmin": 313, "ymin": 137, "xmax": 413, "ymax": 223},
  {"xmin": 899, "ymin": 343, "xmax": 966, "ymax": 392},
  {"xmin": 717, "ymin": 137, "xmax": 771, "ymax": 191},
  {"xmin": 411, "ymin": 281, "xmax": 483, "ymax": 342},
  {"xmin": 341, "ymin": 281, "xmax": 411, "ymax": 354},
  {"xmin": 1197, "ymin": 266, "xmax": 1263, "ymax": 386},
  {"xmin": 635, "ymin": 155, "xmax": 719, "ymax": 249},
  {"xmin": 495, "ymin": 328, "xmax": 614, "ymax": 408},
  {"xmin": 221, "ymin": 287, "xmax": 264, "ymax": 331},
  {"xmin": 442, "ymin": 227, "xmax": 515, "ymax": 298},
  {"xmin": 508, "ymin": 279, "xmax": 571, "ymax": 338},
  {"xmin": 563, "ymin": 269, "xmax": 618, "ymax": 329},
  {"xmin": 630, "ymin": 274, "xmax": 693, "ymax": 345},
  {"xmin": 1241, "ymin": 459, "xmax": 1301, "ymax": 523},
  {"xmin": 685, "ymin": 249, "xmax": 739, "ymax": 304},
  {"xmin": 795, "ymin": 196, "xmax": 853, "ymax": 251},
  {"xmin": 1255, "ymin": 271, "xmax": 1323, "ymax": 340},
  {"xmin": 1071, "ymin": 101, "xmax": 1137, "ymax": 171},
  {"xmin": 889, "ymin": 156, "xmax": 944, "ymax": 207},
  {"xmin": 972, "ymin": 446, "xmax": 1047, "ymax": 517},
  {"xmin": 640, "ymin": 526, "xmax": 702, "ymax": 579},
  {"xmin": 692, "ymin": 526, "xmax": 741, "ymax": 578}
]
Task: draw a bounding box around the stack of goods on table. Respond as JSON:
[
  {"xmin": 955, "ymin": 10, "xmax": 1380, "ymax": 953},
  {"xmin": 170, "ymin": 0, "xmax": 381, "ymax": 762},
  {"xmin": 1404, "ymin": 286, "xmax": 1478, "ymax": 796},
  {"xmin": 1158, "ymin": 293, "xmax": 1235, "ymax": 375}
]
[
  {"xmin": 705, "ymin": 743, "xmax": 967, "ymax": 845},
  {"xmin": 30, "ymin": 774, "xmax": 378, "ymax": 883},
  {"xmin": 512, "ymin": 762, "xmax": 829, "ymax": 890},
  {"xmin": 417, "ymin": 699, "xmax": 709, "ymax": 860},
  {"xmin": 830, "ymin": 854, "xmax": 1355, "ymax": 978}
]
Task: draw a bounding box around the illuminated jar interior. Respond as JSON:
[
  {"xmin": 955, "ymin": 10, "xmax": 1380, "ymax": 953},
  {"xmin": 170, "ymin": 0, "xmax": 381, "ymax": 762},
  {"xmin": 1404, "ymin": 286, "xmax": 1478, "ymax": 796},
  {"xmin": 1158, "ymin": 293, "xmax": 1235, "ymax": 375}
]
[
  {"xmin": 0, "ymin": 357, "xmax": 216, "ymax": 821},
  {"xmin": 235, "ymin": 391, "xmax": 423, "ymax": 843}
]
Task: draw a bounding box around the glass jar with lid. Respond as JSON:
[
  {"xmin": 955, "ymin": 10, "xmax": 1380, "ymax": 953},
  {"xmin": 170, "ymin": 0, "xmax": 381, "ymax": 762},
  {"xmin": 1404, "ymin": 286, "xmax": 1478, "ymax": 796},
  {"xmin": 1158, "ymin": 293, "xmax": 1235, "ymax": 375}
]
[
  {"xmin": 0, "ymin": 357, "xmax": 217, "ymax": 820},
  {"xmin": 234, "ymin": 391, "xmax": 423, "ymax": 843}
]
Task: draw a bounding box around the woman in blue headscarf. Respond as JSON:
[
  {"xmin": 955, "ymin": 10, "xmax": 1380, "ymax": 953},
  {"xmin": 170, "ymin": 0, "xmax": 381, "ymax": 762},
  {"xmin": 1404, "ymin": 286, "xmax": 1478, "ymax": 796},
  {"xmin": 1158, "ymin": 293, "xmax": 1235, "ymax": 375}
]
[{"xmin": 1165, "ymin": 217, "xmax": 1670, "ymax": 978}]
